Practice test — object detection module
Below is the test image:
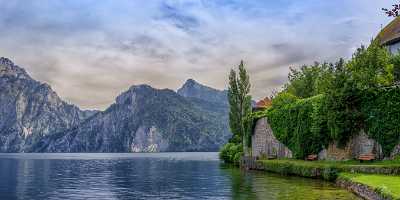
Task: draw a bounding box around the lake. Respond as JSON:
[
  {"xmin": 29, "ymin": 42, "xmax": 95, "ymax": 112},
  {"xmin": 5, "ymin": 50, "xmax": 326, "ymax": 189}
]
[{"xmin": 0, "ymin": 152, "xmax": 359, "ymax": 200}]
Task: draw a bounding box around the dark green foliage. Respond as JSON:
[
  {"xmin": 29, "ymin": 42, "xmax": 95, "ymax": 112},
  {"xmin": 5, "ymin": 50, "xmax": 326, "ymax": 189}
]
[
  {"xmin": 266, "ymin": 94, "xmax": 329, "ymax": 159},
  {"xmin": 237, "ymin": 61, "xmax": 253, "ymax": 149},
  {"xmin": 361, "ymin": 86, "xmax": 400, "ymax": 156},
  {"xmin": 390, "ymin": 53, "xmax": 400, "ymax": 82},
  {"xmin": 324, "ymin": 59, "xmax": 364, "ymax": 145},
  {"xmin": 224, "ymin": 60, "xmax": 252, "ymax": 163},
  {"xmin": 228, "ymin": 69, "xmax": 242, "ymax": 144},
  {"xmin": 219, "ymin": 142, "xmax": 243, "ymax": 164}
]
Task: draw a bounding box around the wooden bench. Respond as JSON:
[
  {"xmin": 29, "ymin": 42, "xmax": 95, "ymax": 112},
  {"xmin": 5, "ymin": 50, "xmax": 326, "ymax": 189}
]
[
  {"xmin": 306, "ymin": 154, "xmax": 318, "ymax": 161},
  {"xmin": 358, "ymin": 154, "xmax": 375, "ymax": 163},
  {"xmin": 267, "ymin": 155, "xmax": 277, "ymax": 160}
]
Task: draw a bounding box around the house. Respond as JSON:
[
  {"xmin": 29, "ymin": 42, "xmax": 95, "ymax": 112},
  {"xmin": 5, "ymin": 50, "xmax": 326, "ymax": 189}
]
[
  {"xmin": 253, "ymin": 97, "xmax": 272, "ymax": 111},
  {"xmin": 377, "ymin": 17, "xmax": 400, "ymax": 54}
]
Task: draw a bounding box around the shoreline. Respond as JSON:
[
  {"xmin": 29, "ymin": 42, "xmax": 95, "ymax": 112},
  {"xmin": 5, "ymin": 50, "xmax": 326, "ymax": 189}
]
[
  {"xmin": 336, "ymin": 176, "xmax": 391, "ymax": 200},
  {"xmin": 240, "ymin": 158, "xmax": 400, "ymax": 200}
]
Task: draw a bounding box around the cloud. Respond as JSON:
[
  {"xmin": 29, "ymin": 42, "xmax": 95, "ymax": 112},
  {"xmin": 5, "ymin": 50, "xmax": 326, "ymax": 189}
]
[{"xmin": 0, "ymin": 0, "xmax": 394, "ymax": 109}]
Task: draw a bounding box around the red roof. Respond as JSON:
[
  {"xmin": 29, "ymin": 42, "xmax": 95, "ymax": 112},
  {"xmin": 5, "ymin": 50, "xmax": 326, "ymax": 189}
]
[{"xmin": 255, "ymin": 97, "xmax": 272, "ymax": 109}]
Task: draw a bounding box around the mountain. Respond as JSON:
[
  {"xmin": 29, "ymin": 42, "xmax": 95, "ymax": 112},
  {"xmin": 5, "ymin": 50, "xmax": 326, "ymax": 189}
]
[
  {"xmin": 0, "ymin": 57, "xmax": 96, "ymax": 152},
  {"xmin": 177, "ymin": 79, "xmax": 230, "ymax": 133},
  {"xmin": 177, "ymin": 79, "xmax": 228, "ymax": 105},
  {"xmin": 35, "ymin": 84, "xmax": 231, "ymax": 152},
  {"xmin": 0, "ymin": 58, "xmax": 231, "ymax": 152}
]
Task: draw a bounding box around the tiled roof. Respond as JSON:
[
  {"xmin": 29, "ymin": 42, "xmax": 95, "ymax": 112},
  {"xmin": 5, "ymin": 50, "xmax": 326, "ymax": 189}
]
[
  {"xmin": 255, "ymin": 97, "xmax": 272, "ymax": 109},
  {"xmin": 377, "ymin": 17, "xmax": 400, "ymax": 45}
]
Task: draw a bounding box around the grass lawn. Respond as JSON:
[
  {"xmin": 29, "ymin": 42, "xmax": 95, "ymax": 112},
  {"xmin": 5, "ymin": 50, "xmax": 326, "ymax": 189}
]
[{"xmin": 340, "ymin": 173, "xmax": 400, "ymax": 199}]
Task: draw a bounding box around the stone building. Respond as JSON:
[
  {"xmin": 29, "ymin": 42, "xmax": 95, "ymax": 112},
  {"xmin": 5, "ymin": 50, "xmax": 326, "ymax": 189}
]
[{"xmin": 251, "ymin": 117, "xmax": 292, "ymax": 159}]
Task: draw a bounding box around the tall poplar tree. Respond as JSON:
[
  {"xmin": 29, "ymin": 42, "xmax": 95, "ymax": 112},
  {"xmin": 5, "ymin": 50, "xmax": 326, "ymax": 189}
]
[{"xmin": 228, "ymin": 61, "xmax": 252, "ymax": 150}]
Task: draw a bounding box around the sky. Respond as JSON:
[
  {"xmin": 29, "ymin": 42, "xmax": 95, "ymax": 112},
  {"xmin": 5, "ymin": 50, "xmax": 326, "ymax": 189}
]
[{"xmin": 0, "ymin": 0, "xmax": 394, "ymax": 110}]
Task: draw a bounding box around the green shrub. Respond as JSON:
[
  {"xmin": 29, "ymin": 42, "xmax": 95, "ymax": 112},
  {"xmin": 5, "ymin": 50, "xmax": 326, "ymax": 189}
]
[{"xmin": 219, "ymin": 142, "xmax": 243, "ymax": 164}]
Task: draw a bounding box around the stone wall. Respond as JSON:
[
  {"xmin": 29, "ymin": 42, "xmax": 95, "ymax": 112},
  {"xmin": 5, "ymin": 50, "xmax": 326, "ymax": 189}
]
[
  {"xmin": 319, "ymin": 131, "xmax": 383, "ymax": 161},
  {"xmin": 391, "ymin": 143, "xmax": 400, "ymax": 159},
  {"xmin": 336, "ymin": 178, "xmax": 389, "ymax": 200},
  {"xmin": 251, "ymin": 117, "xmax": 389, "ymax": 161},
  {"xmin": 251, "ymin": 117, "xmax": 292, "ymax": 159}
]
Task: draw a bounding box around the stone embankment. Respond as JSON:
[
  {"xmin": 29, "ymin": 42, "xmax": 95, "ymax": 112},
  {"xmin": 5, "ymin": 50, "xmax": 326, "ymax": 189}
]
[{"xmin": 336, "ymin": 178, "xmax": 390, "ymax": 200}]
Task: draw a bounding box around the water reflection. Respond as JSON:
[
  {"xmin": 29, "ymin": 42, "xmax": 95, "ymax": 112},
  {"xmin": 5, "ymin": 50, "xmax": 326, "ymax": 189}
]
[
  {"xmin": 0, "ymin": 153, "xmax": 359, "ymax": 200},
  {"xmin": 220, "ymin": 164, "xmax": 360, "ymax": 200}
]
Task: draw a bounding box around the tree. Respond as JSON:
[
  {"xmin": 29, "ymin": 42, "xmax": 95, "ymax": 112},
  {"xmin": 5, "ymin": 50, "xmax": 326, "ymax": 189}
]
[
  {"xmin": 285, "ymin": 62, "xmax": 332, "ymax": 98},
  {"xmin": 324, "ymin": 59, "xmax": 362, "ymax": 145},
  {"xmin": 347, "ymin": 42, "xmax": 394, "ymax": 89},
  {"xmin": 227, "ymin": 61, "xmax": 252, "ymax": 149},
  {"xmin": 228, "ymin": 69, "xmax": 241, "ymax": 144},
  {"xmin": 237, "ymin": 61, "xmax": 252, "ymax": 150},
  {"xmin": 383, "ymin": 2, "xmax": 400, "ymax": 17}
]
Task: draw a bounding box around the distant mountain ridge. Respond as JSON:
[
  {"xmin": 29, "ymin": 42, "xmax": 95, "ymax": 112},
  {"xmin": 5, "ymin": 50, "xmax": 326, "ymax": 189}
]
[
  {"xmin": 177, "ymin": 78, "xmax": 228, "ymax": 105},
  {"xmin": 0, "ymin": 57, "xmax": 231, "ymax": 152}
]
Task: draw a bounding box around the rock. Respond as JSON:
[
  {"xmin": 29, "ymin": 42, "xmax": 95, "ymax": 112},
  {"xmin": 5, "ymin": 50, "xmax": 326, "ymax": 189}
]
[
  {"xmin": 0, "ymin": 57, "xmax": 96, "ymax": 152},
  {"xmin": 390, "ymin": 143, "xmax": 400, "ymax": 159},
  {"xmin": 319, "ymin": 131, "xmax": 383, "ymax": 161},
  {"xmin": 318, "ymin": 148, "xmax": 327, "ymax": 160},
  {"xmin": 35, "ymin": 83, "xmax": 231, "ymax": 152},
  {"xmin": 336, "ymin": 178, "xmax": 389, "ymax": 200},
  {"xmin": 251, "ymin": 117, "xmax": 292, "ymax": 159},
  {"xmin": 352, "ymin": 130, "xmax": 383, "ymax": 159},
  {"xmin": 177, "ymin": 79, "xmax": 228, "ymax": 105}
]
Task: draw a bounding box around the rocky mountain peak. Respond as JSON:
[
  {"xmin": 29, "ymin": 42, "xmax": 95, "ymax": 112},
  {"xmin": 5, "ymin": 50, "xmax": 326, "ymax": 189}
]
[
  {"xmin": 128, "ymin": 84, "xmax": 153, "ymax": 92},
  {"xmin": 183, "ymin": 78, "xmax": 197, "ymax": 86},
  {"xmin": 116, "ymin": 84, "xmax": 154, "ymax": 105},
  {"xmin": 177, "ymin": 79, "xmax": 228, "ymax": 105},
  {"xmin": 0, "ymin": 57, "xmax": 14, "ymax": 66},
  {"xmin": 116, "ymin": 84, "xmax": 178, "ymax": 106},
  {"xmin": 0, "ymin": 57, "xmax": 31, "ymax": 79}
]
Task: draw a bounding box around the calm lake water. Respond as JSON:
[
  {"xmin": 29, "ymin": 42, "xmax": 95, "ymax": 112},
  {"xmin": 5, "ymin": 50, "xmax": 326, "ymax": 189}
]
[{"xmin": 0, "ymin": 152, "xmax": 359, "ymax": 200}]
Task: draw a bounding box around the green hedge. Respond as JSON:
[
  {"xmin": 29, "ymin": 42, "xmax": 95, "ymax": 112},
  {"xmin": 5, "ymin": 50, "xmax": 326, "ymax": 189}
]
[
  {"xmin": 265, "ymin": 94, "xmax": 329, "ymax": 159},
  {"xmin": 259, "ymin": 160, "xmax": 338, "ymax": 181},
  {"xmin": 362, "ymin": 86, "xmax": 400, "ymax": 156}
]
